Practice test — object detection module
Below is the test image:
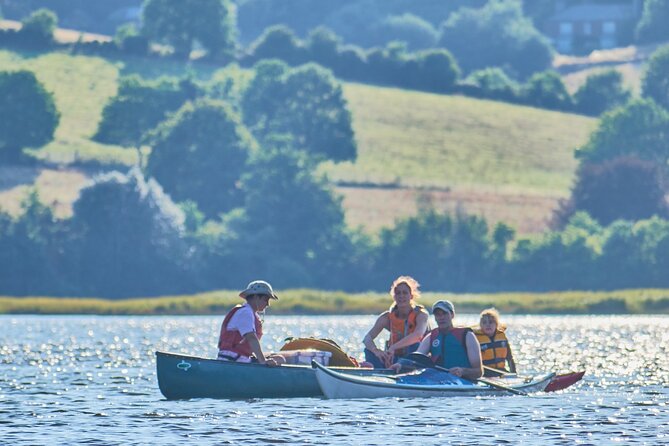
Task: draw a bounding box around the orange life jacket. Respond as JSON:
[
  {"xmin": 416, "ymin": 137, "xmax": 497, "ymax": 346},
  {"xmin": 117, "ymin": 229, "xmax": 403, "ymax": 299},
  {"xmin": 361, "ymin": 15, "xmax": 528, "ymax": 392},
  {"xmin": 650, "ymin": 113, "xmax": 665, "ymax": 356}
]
[
  {"xmin": 217, "ymin": 304, "xmax": 263, "ymax": 359},
  {"xmin": 474, "ymin": 328, "xmax": 510, "ymax": 371},
  {"xmin": 387, "ymin": 304, "xmax": 425, "ymax": 356}
]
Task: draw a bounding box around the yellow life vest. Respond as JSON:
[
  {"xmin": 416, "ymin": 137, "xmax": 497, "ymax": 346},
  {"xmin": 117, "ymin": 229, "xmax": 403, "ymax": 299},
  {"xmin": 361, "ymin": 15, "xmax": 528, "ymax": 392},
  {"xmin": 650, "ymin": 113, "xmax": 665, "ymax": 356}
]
[{"xmin": 474, "ymin": 328, "xmax": 510, "ymax": 371}]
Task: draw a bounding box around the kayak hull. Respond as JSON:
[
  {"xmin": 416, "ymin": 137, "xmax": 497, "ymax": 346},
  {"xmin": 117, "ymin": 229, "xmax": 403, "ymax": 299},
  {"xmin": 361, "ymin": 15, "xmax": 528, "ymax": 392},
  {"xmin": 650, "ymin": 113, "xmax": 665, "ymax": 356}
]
[
  {"xmin": 155, "ymin": 351, "xmax": 384, "ymax": 399},
  {"xmin": 544, "ymin": 370, "xmax": 586, "ymax": 392},
  {"xmin": 313, "ymin": 361, "xmax": 555, "ymax": 399}
]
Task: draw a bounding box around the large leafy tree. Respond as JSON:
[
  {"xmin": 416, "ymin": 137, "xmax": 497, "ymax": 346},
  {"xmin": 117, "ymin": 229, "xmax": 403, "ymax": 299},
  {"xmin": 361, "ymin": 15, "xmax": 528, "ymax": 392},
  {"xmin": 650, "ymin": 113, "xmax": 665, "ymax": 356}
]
[
  {"xmin": 0, "ymin": 70, "xmax": 59, "ymax": 162},
  {"xmin": 145, "ymin": 99, "xmax": 255, "ymax": 217},
  {"xmin": 226, "ymin": 144, "xmax": 356, "ymax": 288},
  {"xmin": 576, "ymin": 98, "xmax": 669, "ymax": 165},
  {"xmin": 439, "ymin": 0, "xmax": 552, "ymax": 79},
  {"xmin": 523, "ymin": 71, "xmax": 573, "ymax": 111},
  {"xmin": 19, "ymin": 8, "xmax": 57, "ymax": 46},
  {"xmin": 142, "ymin": 0, "xmax": 236, "ymax": 60},
  {"xmin": 70, "ymin": 168, "xmax": 190, "ymax": 297},
  {"xmin": 574, "ymin": 69, "xmax": 631, "ymax": 116},
  {"xmin": 636, "ymin": 0, "xmax": 669, "ymax": 44},
  {"xmin": 94, "ymin": 75, "xmax": 198, "ymax": 165},
  {"xmin": 247, "ymin": 25, "xmax": 306, "ymax": 66},
  {"xmin": 242, "ymin": 60, "xmax": 356, "ymax": 162},
  {"xmin": 641, "ymin": 45, "xmax": 669, "ymax": 111},
  {"xmin": 560, "ymin": 156, "xmax": 669, "ymax": 226}
]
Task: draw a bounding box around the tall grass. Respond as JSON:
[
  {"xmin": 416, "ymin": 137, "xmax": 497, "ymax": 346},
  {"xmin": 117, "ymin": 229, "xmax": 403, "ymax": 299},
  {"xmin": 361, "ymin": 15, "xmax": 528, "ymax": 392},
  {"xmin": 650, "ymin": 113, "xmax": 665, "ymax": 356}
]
[{"xmin": 2, "ymin": 289, "xmax": 669, "ymax": 315}]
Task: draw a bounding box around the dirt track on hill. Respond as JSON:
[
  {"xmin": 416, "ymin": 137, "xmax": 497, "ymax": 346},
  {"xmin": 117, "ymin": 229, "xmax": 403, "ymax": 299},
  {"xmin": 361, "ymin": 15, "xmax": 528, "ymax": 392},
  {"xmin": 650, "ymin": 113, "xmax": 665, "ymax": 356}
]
[
  {"xmin": 0, "ymin": 166, "xmax": 560, "ymax": 234},
  {"xmin": 337, "ymin": 185, "xmax": 561, "ymax": 234}
]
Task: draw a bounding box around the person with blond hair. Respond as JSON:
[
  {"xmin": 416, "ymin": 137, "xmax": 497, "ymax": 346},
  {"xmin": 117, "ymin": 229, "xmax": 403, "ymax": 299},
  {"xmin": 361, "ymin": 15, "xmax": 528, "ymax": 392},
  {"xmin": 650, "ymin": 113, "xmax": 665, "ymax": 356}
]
[
  {"xmin": 362, "ymin": 276, "xmax": 430, "ymax": 368},
  {"xmin": 474, "ymin": 307, "xmax": 517, "ymax": 376}
]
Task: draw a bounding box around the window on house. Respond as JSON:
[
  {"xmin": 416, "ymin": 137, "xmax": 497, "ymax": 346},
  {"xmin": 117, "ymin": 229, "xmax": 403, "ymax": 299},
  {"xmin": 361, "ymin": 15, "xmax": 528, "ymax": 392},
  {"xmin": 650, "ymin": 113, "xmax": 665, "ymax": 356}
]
[
  {"xmin": 603, "ymin": 21, "xmax": 616, "ymax": 35},
  {"xmin": 583, "ymin": 22, "xmax": 592, "ymax": 35},
  {"xmin": 560, "ymin": 22, "xmax": 573, "ymax": 35}
]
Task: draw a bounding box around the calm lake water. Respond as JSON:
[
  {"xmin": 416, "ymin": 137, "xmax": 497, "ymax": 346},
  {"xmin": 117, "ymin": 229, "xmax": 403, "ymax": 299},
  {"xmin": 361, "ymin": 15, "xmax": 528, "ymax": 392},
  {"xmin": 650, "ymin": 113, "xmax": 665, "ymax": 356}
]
[{"xmin": 1, "ymin": 314, "xmax": 668, "ymax": 445}]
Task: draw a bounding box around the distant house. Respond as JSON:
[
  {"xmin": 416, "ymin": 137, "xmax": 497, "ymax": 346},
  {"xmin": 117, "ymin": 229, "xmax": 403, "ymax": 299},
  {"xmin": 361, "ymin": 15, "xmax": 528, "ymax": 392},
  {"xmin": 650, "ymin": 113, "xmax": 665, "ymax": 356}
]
[{"xmin": 544, "ymin": 1, "xmax": 642, "ymax": 54}]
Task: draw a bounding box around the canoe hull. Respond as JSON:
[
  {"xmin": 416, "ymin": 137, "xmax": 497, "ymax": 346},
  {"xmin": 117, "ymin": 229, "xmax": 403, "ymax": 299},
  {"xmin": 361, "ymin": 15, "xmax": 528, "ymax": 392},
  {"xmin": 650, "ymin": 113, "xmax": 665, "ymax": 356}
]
[
  {"xmin": 155, "ymin": 351, "xmax": 383, "ymax": 399},
  {"xmin": 314, "ymin": 361, "xmax": 555, "ymax": 399}
]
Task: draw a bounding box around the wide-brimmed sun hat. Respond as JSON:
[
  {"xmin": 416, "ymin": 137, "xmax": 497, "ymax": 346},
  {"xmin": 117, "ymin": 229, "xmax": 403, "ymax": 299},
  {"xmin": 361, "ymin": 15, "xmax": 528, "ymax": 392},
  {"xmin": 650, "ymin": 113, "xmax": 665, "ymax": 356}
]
[{"xmin": 239, "ymin": 280, "xmax": 279, "ymax": 300}]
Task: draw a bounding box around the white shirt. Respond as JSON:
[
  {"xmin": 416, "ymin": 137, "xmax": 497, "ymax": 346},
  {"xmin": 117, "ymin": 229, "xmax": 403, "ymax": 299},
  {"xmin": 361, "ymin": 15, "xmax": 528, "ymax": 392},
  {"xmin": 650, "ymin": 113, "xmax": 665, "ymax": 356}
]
[
  {"xmin": 217, "ymin": 303, "xmax": 258, "ymax": 362},
  {"xmin": 225, "ymin": 303, "xmax": 257, "ymax": 337}
]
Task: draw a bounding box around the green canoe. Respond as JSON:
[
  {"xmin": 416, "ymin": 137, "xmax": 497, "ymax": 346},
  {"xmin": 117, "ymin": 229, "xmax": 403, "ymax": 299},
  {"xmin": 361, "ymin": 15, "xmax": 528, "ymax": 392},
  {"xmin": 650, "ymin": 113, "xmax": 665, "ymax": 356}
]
[{"xmin": 155, "ymin": 351, "xmax": 387, "ymax": 399}]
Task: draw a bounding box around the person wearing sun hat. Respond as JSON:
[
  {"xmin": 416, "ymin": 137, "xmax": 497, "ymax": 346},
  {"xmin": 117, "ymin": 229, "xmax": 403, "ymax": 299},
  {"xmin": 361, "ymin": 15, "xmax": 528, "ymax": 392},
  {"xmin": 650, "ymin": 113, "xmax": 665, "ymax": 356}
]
[
  {"xmin": 394, "ymin": 299, "xmax": 483, "ymax": 380},
  {"xmin": 217, "ymin": 280, "xmax": 285, "ymax": 366}
]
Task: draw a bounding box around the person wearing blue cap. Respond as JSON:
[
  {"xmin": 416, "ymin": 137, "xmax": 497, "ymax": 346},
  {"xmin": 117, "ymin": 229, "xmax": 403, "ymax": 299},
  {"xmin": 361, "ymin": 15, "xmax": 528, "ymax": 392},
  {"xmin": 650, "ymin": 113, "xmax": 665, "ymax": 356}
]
[{"xmin": 405, "ymin": 299, "xmax": 483, "ymax": 380}]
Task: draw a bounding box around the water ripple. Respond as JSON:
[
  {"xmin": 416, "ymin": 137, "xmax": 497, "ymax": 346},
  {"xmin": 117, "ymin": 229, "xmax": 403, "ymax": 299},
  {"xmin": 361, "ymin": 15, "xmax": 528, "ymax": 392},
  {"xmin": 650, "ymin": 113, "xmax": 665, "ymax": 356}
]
[{"xmin": 1, "ymin": 315, "xmax": 669, "ymax": 445}]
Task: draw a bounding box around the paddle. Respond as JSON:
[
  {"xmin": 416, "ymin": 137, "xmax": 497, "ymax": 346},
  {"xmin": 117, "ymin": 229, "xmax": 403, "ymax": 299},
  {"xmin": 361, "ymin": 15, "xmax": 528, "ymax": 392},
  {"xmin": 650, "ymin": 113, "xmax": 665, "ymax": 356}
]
[{"xmin": 405, "ymin": 352, "xmax": 528, "ymax": 396}]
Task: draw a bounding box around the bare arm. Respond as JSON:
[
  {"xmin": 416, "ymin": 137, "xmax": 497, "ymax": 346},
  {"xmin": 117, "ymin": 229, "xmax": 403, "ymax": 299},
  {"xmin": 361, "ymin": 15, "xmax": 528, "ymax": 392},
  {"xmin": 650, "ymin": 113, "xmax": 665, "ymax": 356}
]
[
  {"xmin": 507, "ymin": 344, "xmax": 517, "ymax": 373},
  {"xmin": 387, "ymin": 310, "xmax": 430, "ymax": 355},
  {"xmin": 448, "ymin": 331, "xmax": 483, "ymax": 380},
  {"xmin": 363, "ymin": 312, "xmax": 390, "ymax": 358},
  {"xmin": 243, "ymin": 332, "xmax": 276, "ymax": 366},
  {"xmin": 415, "ymin": 334, "xmax": 432, "ymax": 355}
]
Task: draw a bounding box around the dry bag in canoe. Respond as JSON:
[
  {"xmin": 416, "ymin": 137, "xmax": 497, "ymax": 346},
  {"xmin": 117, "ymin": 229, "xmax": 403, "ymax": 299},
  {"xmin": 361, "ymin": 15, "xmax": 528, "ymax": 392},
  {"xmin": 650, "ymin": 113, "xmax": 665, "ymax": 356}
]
[{"xmin": 280, "ymin": 337, "xmax": 358, "ymax": 367}]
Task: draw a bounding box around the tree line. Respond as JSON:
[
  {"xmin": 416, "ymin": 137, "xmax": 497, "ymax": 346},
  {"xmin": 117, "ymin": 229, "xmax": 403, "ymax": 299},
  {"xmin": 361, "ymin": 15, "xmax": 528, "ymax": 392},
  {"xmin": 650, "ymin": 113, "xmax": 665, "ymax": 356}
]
[
  {"xmin": 1, "ymin": 42, "xmax": 669, "ymax": 297},
  {"xmin": 0, "ymin": 1, "xmax": 645, "ymax": 117}
]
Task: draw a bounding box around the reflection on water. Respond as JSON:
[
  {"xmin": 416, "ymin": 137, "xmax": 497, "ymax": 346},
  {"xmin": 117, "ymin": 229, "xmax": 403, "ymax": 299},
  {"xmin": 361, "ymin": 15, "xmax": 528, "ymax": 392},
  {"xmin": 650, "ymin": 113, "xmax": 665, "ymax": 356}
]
[{"xmin": 1, "ymin": 315, "xmax": 668, "ymax": 445}]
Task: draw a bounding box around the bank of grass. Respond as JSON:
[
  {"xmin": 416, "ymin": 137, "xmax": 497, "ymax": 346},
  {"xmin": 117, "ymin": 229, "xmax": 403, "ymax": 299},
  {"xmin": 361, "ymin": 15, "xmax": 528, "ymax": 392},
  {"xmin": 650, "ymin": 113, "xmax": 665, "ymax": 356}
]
[{"xmin": 2, "ymin": 289, "xmax": 669, "ymax": 315}]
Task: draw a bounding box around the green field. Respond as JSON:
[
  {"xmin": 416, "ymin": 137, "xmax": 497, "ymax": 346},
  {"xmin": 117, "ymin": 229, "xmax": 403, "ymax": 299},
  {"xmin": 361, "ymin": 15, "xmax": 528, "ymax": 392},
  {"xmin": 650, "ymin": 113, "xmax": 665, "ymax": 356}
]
[
  {"xmin": 0, "ymin": 48, "xmax": 597, "ymax": 232},
  {"xmin": 326, "ymin": 84, "xmax": 595, "ymax": 194},
  {"xmin": 1, "ymin": 288, "xmax": 668, "ymax": 315}
]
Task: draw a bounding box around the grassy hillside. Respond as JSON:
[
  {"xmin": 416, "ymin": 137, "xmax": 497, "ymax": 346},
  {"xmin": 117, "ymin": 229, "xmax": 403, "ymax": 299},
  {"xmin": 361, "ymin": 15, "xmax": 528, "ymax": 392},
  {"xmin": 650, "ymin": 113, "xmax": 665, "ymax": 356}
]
[
  {"xmin": 0, "ymin": 49, "xmax": 596, "ymax": 232},
  {"xmin": 329, "ymin": 84, "xmax": 594, "ymax": 194}
]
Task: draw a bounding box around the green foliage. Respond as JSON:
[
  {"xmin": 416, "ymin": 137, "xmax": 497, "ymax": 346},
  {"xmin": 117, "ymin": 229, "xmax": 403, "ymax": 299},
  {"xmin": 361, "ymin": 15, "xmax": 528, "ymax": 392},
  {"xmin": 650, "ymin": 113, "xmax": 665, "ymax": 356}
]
[
  {"xmin": 242, "ymin": 60, "xmax": 356, "ymax": 162},
  {"xmin": 94, "ymin": 74, "xmax": 198, "ymax": 149},
  {"xmin": 465, "ymin": 67, "xmax": 519, "ymax": 101},
  {"xmin": 411, "ymin": 49, "xmax": 460, "ymax": 93},
  {"xmin": 564, "ymin": 156, "xmax": 669, "ymax": 226},
  {"xmin": 142, "ymin": 0, "xmax": 236, "ymax": 60},
  {"xmin": 248, "ymin": 25, "xmax": 306, "ymax": 66},
  {"xmin": 577, "ymin": 98, "xmax": 669, "ymax": 165},
  {"xmin": 114, "ymin": 23, "xmax": 149, "ymax": 56},
  {"xmin": 574, "ymin": 69, "xmax": 631, "ymax": 116},
  {"xmin": 368, "ymin": 14, "xmax": 438, "ymax": 51},
  {"xmin": 226, "ymin": 145, "xmax": 356, "ymax": 288},
  {"xmin": 0, "ymin": 70, "xmax": 60, "ymax": 162},
  {"xmin": 0, "ymin": 189, "xmax": 72, "ymax": 295},
  {"xmin": 642, "ymin": 45, "xmax": 669, "ymax": 111},
  {"xmin": 70, "ymin": 168, "xmax": 189, "ymax": 297},
  {"xmin": 19, "ymin": 8, "xmax": 57, "ymax": 46},
  {"xmin": 439, "ymin": 0, "xmax": 553, "ymax": 79},
  {"xmin": 306, "ymin": 27, "xmax": 342, "ymax": 70},
  {"xmin": 375, "ymin": 209, "xmax": 491, "ymax": 291},
  {"xmin": 146, "ymin": 99, "xmax": 255, "ymax": 217},
  {"xmin": 636, "ymin": 0, "xmax": 669, "ymax": 44},
  {"xmin": 597, "ymin": 219, "xmax": 668, "ymax": 288},
  {"xmin": 523, "ymin": 71, "xmax": 573, "ymax": 111},
  {"xmin": 510, "ymin": 213, "xmax": 600, "ymax": 289}
]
